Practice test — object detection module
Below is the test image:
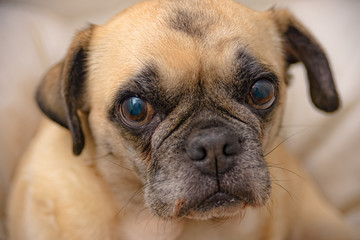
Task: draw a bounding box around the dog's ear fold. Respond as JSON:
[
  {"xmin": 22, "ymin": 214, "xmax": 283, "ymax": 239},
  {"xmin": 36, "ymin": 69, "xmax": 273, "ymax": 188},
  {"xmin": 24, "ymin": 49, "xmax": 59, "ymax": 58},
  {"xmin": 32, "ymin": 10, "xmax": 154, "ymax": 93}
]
[
  {"xmin": 36, "ymin": 25, "xmax": 95, "ymax": 155},
  {"xmin": 272, "ymin": 9, "xmax": 340, "ymax": 112}
]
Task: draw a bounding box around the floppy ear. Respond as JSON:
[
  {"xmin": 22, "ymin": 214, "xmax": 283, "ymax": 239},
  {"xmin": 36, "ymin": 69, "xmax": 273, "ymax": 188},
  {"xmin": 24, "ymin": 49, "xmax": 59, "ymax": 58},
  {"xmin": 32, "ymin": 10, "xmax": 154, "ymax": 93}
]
[
  {"xmin": 36, "ymin": 25, "xmax": 95, "ymax": 155},
  {"xmin": 272, "ymin": 9, "xmax": 340, "ymax": 112}
]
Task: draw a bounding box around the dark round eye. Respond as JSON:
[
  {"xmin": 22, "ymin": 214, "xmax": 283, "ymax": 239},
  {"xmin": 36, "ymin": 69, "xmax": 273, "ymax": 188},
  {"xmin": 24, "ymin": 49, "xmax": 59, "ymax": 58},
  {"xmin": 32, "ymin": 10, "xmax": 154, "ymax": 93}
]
[
  {"xmin": 248, "ymin": 80, "xmax": 276, "ymax": 109},
  {"xmin": 120, "ymin": 97, "xmax": 154, "ymax": 126}
]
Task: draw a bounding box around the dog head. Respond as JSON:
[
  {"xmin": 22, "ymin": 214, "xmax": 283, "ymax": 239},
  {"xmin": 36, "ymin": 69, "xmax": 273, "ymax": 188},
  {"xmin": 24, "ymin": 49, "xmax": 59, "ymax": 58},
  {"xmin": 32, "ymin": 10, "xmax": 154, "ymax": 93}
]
[{"xmin": 36, "ymin": 0, "xmax": 339, "ymax": 220}]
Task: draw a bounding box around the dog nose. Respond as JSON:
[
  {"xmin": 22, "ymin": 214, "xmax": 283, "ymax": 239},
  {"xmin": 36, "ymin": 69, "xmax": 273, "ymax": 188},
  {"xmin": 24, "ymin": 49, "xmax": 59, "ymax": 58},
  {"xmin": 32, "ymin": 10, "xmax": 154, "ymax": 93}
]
[{"xmin": 185, "ymin": 128, "xmax": 241, "ymax": 175}]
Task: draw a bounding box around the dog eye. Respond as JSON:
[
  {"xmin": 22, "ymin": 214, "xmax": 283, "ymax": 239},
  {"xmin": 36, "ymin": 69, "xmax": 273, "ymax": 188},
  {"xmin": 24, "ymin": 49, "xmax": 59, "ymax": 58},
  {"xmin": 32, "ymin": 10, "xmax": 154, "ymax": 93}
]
[
  {"xmin": 248, "ymin": 80, "xmax": 276, "ymax": 109},
  {"xmin": 120, "ymin": 97, "xmax": 154, "ymax": 126}
]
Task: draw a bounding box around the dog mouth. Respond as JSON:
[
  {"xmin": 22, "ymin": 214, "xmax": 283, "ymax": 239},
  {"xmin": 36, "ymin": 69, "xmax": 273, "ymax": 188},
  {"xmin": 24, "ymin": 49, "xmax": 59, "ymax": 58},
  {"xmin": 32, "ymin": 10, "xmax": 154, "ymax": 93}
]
[
  {"xmin": 195, "ymin": 192, "xmax": 243, "ymax": 212},
  {"xmin": 174, "ymin": 191, "xmax": 248, "ymax": 218}
]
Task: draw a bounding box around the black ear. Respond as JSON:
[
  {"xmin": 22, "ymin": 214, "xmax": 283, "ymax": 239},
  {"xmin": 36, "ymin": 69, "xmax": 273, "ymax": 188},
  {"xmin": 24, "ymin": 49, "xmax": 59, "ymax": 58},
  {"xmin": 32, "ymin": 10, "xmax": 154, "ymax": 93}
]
[
  {"xmin": 36, "ymin": 25, "xmax": 95, "ymax": 155},
  {"xmin": 273, "ymin": 9, "xmax": 340, "ymax": 112}
]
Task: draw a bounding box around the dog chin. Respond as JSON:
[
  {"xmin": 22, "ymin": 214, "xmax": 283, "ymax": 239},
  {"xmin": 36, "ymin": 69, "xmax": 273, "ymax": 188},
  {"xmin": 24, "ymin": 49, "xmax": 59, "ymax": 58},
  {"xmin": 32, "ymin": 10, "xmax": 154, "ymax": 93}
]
[{"xmin": 185, "ymin": 203, "xmax": 247, "ymax": 220}]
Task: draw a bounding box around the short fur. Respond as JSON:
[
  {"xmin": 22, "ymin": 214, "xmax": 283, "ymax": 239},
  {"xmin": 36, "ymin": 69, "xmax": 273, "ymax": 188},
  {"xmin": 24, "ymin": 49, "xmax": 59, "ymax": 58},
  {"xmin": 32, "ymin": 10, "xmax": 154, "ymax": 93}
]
[{"xmin": 7, "ymin": 0, "xmax": 355, "ymax": 239}]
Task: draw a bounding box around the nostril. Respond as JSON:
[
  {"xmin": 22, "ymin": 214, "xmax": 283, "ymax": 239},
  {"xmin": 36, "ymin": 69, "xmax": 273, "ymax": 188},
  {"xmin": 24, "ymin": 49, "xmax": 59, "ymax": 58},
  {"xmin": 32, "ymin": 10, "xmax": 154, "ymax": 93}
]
[
  {"xmin": 223, "ymin": 140, "xmax": 241, "ymax": 156},
  {"xmin": 186, "ymin": 146, "xmax": 206, "ymax": 161},
  {"xmin": 223, "ymin": 144, "xmax": 233, "ymax": 156}
]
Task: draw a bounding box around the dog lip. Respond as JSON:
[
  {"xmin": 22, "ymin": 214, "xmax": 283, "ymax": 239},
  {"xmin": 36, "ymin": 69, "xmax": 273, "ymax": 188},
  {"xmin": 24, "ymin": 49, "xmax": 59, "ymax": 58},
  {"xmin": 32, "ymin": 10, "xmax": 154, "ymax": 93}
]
[{"xmin": 195, "ymin": 192, "xmax": 242, "ymax": 212}]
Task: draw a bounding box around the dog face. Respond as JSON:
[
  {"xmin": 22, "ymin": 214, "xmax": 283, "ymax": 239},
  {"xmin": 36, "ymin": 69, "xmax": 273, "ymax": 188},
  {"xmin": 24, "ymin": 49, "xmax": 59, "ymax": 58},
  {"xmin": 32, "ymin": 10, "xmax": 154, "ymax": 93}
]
[{"xmin": 36, "ymin": 0, "xmax": 339, "ymax": 220}]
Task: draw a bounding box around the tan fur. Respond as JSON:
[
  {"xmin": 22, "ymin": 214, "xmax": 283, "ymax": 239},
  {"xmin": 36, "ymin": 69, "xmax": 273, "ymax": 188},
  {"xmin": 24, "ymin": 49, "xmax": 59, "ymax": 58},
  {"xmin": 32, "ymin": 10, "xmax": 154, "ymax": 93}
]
[{"xmin": 7, "ymin": 0, "xmax": 355, "ymax": 239}]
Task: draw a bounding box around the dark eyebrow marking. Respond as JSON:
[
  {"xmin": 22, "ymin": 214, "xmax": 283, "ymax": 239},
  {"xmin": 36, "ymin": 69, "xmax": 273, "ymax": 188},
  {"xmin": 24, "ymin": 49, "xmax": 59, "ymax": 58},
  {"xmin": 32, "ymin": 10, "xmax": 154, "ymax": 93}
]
[
  {"xmin": 132, "ymin": 66, "xmax": 159, "ymax": 97},
  {"xmin": 233, "ymin": 49, "xmax": 279, "ymax": 92},
  {"xmin": 236, "ymin": 49, "xmax": 276, "ymax": 79}
]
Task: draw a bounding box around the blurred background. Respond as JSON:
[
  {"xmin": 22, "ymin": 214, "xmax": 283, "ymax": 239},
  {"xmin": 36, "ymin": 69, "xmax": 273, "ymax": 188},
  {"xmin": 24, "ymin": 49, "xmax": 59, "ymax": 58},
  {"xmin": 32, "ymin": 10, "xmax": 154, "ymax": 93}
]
[{"xmin": 0, "ymin": 0, "xmax": 359, "ymax": 238}]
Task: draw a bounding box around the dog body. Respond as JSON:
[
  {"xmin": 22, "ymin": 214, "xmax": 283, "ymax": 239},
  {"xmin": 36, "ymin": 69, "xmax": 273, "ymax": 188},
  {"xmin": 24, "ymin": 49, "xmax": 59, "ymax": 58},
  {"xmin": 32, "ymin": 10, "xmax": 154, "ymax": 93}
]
[{"xmin": 7, "ymin": 0, "xmax": 355, "ymax": 239}]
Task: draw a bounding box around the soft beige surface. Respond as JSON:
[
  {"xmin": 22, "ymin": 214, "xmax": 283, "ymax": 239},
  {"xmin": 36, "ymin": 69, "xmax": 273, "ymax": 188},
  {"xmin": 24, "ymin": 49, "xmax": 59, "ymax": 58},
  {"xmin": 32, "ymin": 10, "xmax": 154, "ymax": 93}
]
[
  {"xmin": 0, "ymin": 4, "xmax": 69, "ymax": 238},
  {"xmin": 0, "ymin": 0, "xmax": 359, "ymax": 238},
  {"xmin": 282, "ymin": 0, "xmax": 360, "ymax": 231}
]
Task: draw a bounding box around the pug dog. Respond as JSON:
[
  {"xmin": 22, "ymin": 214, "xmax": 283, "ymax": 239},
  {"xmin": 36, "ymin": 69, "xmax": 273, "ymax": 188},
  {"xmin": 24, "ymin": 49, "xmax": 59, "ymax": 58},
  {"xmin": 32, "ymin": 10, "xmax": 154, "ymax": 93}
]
[{"xmin": 7, "ymin": 0, "xmax": 356, "ymax": 239}]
